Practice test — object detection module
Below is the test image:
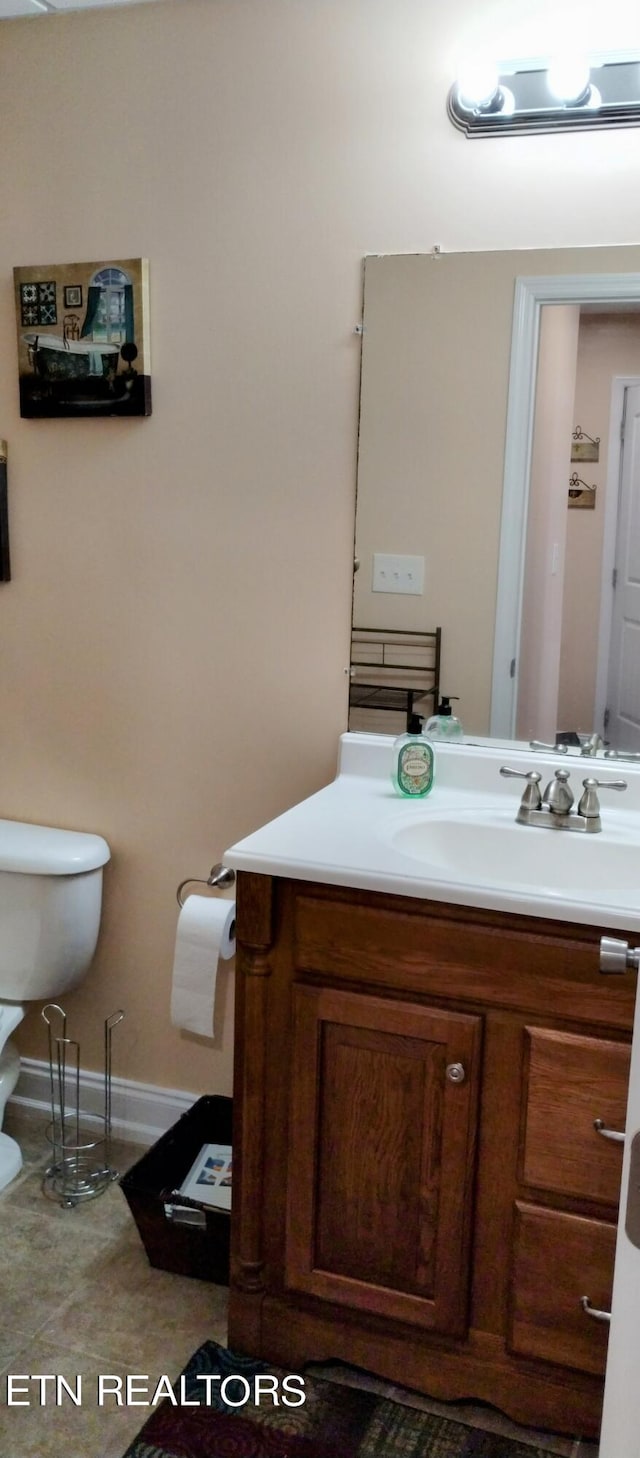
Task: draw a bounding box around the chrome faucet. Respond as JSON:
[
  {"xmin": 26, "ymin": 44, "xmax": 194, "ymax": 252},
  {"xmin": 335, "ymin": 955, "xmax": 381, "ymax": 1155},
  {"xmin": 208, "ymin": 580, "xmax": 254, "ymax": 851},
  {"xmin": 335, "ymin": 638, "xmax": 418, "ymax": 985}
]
[
  {"xmin": 579, "ymin": 733, "xmax": 604, "ymax": 757},
  {"xmin": 500, "ymin": 766, "xmax": 627, "ymax": 833},
  {"xmin": 528, "ymin": 732, "xmax": 603, "ymax": 757}
]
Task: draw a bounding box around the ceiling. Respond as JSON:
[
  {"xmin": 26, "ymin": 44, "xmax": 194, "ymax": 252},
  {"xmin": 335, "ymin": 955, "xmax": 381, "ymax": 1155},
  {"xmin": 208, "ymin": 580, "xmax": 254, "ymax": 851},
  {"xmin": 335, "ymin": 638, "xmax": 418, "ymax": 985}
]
[{"xmin": 0, "ymin": 0, "xmax": 158, "ymax": 17}]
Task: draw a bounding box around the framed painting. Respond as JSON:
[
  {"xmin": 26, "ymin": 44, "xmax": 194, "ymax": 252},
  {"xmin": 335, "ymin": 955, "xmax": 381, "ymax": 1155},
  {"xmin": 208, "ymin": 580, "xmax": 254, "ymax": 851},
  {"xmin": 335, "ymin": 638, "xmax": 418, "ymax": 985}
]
[
  {"xmin": 13, "ymin": 259, "xmax": 151, "ymax": 419},
  {"xmin": 0, "ymin": 442, "xmax": 9, "ymax": 582}
]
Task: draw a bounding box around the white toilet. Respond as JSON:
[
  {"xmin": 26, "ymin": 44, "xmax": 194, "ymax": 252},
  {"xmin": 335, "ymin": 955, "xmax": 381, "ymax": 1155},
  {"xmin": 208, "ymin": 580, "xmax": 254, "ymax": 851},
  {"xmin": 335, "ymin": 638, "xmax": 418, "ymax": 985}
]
[{"xmin": 0, "ymin": 817, "xmax": 110, "ymax": 1192}]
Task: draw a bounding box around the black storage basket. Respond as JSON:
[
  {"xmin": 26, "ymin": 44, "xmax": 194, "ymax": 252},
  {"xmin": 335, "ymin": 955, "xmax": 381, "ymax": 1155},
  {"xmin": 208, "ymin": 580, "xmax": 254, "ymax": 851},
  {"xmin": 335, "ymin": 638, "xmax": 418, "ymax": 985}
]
[{"xmin": 120, "ymin": 1094, "xmax": 232, "ymax": 1284}]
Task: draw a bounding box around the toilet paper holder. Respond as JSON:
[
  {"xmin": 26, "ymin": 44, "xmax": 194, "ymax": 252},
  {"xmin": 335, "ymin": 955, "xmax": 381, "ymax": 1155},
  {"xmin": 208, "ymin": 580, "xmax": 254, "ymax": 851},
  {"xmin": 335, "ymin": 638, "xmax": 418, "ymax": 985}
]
[{"xmin": 176, "ymin": 862, "xmax": 235, "ymax": 907}]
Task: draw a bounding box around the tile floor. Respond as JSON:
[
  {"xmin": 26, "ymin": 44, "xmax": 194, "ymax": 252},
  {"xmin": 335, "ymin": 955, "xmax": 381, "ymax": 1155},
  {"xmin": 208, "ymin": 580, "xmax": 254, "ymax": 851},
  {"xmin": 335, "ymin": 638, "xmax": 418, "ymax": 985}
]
[
  {"xmin": 0, "ymin": 1105, "xmax": 599, "ymax": 1458},
  {"xmin": 0, "ymin": 1106, "xmax": 228, "ymax": 1458}
]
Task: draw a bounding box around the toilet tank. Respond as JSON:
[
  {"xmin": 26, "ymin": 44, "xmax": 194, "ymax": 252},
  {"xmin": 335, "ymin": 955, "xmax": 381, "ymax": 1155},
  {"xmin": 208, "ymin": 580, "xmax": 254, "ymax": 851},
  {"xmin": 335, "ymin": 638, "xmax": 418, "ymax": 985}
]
[{"xmin": 0, "ymin": 819, "xmax": 111, "ymax": 1001}]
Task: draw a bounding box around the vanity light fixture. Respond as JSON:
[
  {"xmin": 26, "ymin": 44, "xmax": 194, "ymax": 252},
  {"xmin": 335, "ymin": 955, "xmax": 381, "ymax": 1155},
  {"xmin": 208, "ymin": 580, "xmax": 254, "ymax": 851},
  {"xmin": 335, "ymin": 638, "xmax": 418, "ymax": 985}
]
[{"xmin": 448, "ymin": 51, "xmax": 640, "ymax": 137}]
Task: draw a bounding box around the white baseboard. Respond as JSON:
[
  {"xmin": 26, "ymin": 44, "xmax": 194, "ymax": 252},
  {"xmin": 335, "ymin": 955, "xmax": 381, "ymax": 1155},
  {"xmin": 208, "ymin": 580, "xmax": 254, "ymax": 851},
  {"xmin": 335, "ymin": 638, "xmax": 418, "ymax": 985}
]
[{"xmin": 8, "ymin": 1056, "xmax": 202, "ymax": 1147}]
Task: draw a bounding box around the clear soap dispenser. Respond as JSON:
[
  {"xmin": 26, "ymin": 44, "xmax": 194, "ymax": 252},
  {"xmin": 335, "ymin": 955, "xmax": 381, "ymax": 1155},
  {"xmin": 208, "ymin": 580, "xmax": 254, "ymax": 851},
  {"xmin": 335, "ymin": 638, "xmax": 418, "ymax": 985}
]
[{"xmin": 424, "ymin": 696, "xmax": 464, "ymax": 741}]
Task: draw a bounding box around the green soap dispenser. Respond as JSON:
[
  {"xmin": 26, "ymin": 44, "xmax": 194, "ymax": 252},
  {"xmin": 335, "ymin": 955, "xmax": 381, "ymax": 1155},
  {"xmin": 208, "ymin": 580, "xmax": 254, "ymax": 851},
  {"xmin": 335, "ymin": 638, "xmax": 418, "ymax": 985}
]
[
  {"xmin": 424, "ymin": 696, "xmax": 464, "ymax": 741},
  {"xmin": 392, "ymin": 728, "xmax": 435, "ymax": 797}
]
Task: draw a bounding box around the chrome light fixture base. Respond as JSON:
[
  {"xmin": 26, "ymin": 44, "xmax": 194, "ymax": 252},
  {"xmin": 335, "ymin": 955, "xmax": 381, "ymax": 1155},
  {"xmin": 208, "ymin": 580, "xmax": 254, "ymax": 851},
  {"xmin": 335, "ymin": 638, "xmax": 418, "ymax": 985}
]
[{"xmin": 448, "ymin": 54, "xmax": 640, "ymax": 137}]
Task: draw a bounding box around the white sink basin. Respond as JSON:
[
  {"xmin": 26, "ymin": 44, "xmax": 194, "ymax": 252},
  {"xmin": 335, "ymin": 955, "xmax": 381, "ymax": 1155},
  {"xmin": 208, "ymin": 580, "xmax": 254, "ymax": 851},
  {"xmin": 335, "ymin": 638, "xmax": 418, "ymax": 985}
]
[
  {"xmin": 225, "ymin": 733, "xmax": 640, "ymax": 930},
  {"xmin": 390, "ymin": 809, "xmax": 640, "ymax": 896}
]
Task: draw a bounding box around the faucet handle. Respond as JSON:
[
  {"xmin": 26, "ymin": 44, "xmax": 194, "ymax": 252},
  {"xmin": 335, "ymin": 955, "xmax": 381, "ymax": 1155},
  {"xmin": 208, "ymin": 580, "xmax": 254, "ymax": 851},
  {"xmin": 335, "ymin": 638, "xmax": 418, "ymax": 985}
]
[
  {"xmin": 579, "ymin": 733, "xmax": 604, "ymax": 757},
  {"xmin": 529, "ymin": 740, "xmax": 569, "ymax": 754},
  {"xmin": 577, "ymin": 776, "xmax": 628, "ymax": 818},
  {"xmin": 543, "ymin": 767, "xmax": 574, "ymax": 815},
  {"xmin": 500, "ymin": 766, "xmax": 543, "ymax": 809}
]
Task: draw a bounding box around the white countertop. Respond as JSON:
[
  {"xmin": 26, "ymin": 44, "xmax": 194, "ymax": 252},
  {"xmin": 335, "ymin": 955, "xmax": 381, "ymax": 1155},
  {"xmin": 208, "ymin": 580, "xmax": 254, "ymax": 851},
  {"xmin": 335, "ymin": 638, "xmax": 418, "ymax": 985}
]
[{"xmin": 223, "ymin": 733, "xmax": 640, "ymax": 932}]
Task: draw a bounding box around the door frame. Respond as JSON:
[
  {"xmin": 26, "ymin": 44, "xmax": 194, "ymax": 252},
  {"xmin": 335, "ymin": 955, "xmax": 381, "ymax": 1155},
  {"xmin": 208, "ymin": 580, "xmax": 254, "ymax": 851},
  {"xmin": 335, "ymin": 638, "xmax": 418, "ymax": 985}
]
[
  {"xmin": 490, "ymin": 273, "xmax": 640, "ymax": 739},
  {"xmin": 594, "ymin": 377, "xmax": 640, "ymax": 737}
]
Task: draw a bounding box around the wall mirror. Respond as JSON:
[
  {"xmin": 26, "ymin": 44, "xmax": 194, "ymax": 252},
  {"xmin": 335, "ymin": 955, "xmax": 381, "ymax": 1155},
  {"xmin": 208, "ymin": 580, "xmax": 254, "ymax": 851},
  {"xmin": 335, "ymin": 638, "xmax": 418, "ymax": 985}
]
[{"xmin": 351, "ymin": 245, "xmax": 640, "ymax": 755}]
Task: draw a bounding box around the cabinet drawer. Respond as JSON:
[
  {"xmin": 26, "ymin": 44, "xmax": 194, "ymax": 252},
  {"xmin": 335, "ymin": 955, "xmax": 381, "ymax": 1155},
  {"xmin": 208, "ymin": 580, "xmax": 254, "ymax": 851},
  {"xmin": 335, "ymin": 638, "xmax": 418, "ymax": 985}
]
[
  {"xmin": 521, "ymin": 1027, "xmax": 629, "ymax": 1203},
  {"xmin": 290, "ymin": 889, "xmax": 636, "ymax": 1030},
  {"xmin": 508, "ymin": 1202, "xmax": 615, "ymax": 1375}
]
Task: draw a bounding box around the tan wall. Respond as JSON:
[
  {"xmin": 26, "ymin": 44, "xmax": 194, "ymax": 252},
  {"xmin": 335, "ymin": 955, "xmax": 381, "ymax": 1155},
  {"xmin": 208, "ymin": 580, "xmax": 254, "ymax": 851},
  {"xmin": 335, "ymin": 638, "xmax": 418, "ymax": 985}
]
[
  {"xmin": 352, "ymin": 252, "xmax": 513, "ymax": 732},
  {"xmin": 3, "ymin": 0, "xmax": 640, "ymax": 1094}
]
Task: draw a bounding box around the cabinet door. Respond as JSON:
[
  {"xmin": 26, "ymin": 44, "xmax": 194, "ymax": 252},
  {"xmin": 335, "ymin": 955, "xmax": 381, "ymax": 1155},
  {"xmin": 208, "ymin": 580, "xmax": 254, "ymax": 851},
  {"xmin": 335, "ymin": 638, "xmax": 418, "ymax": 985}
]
[{"xmin": 285, "ymin": 984, "xmax": 481, "ymax": 1336}]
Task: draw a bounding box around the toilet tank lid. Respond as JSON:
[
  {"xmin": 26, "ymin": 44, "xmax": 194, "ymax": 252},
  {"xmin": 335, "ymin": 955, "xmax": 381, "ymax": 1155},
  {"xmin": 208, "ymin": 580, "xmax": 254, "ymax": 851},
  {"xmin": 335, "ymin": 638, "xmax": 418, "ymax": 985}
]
[{"xmin": 0, "ymin": 819, "xmax": 110, "ymax": 874}]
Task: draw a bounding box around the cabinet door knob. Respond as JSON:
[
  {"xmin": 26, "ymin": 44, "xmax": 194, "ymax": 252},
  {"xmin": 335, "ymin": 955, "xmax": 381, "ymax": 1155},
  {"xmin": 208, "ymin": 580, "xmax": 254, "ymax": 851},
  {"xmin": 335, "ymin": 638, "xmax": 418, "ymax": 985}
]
[
  {"xmin": 446, "ymin": 1062, "xmax": 466, "ymax": 1084},
  {"xmin": 580, "ymin": 1295, "xmax": 611, "ymax": 1324},
  {"xmin": 594, "ymin": 1118, "xmax": 625, "ymax": 1143}
]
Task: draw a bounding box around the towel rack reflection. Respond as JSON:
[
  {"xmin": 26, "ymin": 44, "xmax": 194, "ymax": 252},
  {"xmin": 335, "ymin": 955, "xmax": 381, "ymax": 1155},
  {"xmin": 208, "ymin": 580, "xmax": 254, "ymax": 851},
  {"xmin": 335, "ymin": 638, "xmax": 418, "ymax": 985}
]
[{"xmin": 176, "ymin": 863, "xmax": 235, "ymax": 907}]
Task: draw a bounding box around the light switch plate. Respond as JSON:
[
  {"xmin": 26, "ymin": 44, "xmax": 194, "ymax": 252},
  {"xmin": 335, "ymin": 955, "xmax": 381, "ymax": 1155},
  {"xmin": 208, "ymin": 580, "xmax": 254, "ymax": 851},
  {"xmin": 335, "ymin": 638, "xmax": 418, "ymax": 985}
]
[{"xmin": 372, "ymin": 553, "xmax": 425, "ymax": 595}]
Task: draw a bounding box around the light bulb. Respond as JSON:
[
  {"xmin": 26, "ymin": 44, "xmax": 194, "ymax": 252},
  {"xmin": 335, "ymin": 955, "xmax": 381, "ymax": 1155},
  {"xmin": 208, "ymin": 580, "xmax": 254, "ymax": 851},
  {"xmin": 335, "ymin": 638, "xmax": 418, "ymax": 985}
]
[
  {"xmin": 498, "ymin": 86, "xmax": 516, "ymax": 116},
  {"xmin": 547, "ymin": 54, "xmax": 591, "ymax": 103},
  {"xmin": 456, "ymin": 60, "xmax": 499, "ymax": 109}
]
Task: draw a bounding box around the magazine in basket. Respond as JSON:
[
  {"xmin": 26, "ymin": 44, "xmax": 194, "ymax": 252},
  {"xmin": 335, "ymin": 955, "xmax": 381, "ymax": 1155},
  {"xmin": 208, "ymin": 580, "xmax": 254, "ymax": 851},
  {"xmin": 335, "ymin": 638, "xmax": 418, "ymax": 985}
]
[{"xmin": 179, "ymin": 1143, "xmax": 232, "ymax": 1210}]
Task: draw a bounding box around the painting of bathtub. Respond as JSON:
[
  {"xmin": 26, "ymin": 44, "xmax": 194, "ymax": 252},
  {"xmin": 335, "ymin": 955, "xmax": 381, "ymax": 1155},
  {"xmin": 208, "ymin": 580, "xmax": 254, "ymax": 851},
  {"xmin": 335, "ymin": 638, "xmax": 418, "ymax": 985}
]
[{"xmin": 14, "ymin": 259, "xmax": 151, "ymax": 418}]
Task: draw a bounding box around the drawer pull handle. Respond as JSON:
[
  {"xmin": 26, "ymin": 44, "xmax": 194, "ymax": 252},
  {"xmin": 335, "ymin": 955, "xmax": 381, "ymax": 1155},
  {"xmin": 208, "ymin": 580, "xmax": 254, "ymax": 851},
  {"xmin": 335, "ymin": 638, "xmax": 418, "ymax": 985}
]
[
  {"xmin": 580, "ymin": 1295, "xmax": 611, "ymax": 1324},
  {"xmin": 600, "ymin": 936, "xmax": 640, "ymax": 974},
  {"xmin": 594, "ymin": 1118, "xmax": 625, "ymax": 1143}
]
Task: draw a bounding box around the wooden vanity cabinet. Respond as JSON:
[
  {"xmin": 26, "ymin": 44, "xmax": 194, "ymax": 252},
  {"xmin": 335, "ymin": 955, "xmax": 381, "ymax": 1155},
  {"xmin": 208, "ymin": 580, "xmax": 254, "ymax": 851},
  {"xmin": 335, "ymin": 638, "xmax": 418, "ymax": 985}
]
[{"xmin": 229, "ymin": 873, "xmax": 635, "ymax": 1440}]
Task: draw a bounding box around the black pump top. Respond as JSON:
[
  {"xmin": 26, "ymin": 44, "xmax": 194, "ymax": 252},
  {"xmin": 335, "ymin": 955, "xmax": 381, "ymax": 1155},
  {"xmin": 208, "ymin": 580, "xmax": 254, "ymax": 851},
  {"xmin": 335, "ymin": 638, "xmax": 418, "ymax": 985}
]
[{"xmin": 436, "ymin": 695, "xmax": 459, "ymax": 716}]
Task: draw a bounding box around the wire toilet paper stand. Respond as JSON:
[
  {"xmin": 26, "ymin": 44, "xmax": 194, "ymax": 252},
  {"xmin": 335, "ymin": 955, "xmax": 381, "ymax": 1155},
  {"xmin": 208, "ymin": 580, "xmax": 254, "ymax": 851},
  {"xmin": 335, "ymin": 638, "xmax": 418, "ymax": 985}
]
[{"xmin": 41, "ymin": 1003, "xmax": 125, "ymax": 1208}]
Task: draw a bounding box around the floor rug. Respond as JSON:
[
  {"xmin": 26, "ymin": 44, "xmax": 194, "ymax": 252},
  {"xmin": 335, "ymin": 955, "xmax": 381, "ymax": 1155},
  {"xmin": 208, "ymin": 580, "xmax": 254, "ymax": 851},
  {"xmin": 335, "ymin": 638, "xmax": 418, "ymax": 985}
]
[{"xmin": 122, "ymin": 1341, "xmax": 565, "ymax": 1458}]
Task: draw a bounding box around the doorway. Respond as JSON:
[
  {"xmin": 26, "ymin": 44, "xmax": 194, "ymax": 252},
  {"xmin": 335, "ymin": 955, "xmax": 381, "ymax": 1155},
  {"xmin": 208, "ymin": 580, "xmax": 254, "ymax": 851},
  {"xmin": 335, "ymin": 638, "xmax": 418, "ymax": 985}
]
[
  {"xmin": 491, "ymin": 272, "xmax": 640, "ymax": 742},
  {"xmin": 599, "ymin": 379, "xmax": 640, "ymax": 752},
  {"xmin": 515, "ymin": 307, "xmax": 640, "ymax": 749}
]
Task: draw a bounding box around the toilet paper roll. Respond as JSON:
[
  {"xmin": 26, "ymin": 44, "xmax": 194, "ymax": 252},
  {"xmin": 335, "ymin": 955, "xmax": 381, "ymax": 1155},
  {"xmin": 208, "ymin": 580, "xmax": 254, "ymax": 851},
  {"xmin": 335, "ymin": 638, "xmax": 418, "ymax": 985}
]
[{"xmin": 170, "ymin": 895, "xmax": 236, "ymax": 1038}]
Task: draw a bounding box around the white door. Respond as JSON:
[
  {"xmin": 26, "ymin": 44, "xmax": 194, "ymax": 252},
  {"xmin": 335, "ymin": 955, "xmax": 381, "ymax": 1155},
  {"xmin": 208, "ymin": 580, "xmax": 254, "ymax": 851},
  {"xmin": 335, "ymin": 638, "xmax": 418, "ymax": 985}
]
[
  {"xmin": 600, "ymin": 953, "xmax": 640, "ymax": 1456},
  {"xmin": 606, "ymin": 384, "xmax": 640, "ymax": 751}
]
